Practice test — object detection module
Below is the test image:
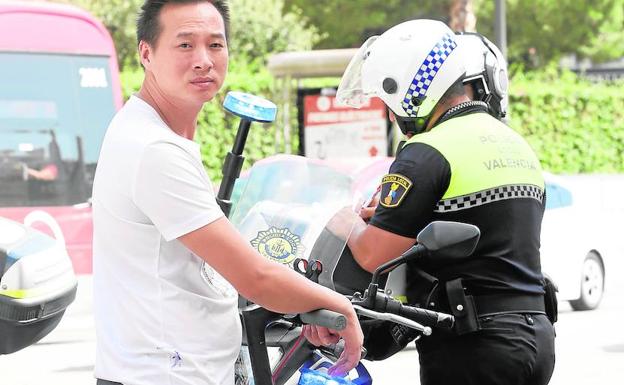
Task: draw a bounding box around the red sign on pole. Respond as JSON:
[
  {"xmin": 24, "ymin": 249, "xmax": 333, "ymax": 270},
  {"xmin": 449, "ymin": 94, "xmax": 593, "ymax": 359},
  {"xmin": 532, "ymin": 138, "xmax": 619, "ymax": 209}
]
[{"xmin": 301, "ymin": 93, "xmax": 388, "ymax": 159}]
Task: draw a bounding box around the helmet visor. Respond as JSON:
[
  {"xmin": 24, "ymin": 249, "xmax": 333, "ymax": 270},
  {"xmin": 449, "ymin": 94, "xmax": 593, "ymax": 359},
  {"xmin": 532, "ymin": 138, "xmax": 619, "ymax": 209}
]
[{"xmin": 336, "ymin": 36, "xmax": 378, "ymax": 108}]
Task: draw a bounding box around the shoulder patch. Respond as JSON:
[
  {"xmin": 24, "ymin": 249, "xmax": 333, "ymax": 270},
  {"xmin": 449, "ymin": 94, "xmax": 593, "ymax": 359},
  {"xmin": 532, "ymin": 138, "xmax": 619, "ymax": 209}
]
[{"xmin": 379, "ymin": 173, "xmax": 413, "ymax": 208}]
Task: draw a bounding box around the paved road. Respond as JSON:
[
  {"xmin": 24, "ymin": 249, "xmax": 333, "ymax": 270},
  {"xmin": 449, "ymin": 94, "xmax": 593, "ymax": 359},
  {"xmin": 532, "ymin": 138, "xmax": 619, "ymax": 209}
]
[
  {"xmin": 1, "ymin": 275, "xmax": 96, "ymax": 385},
  {"xmin": 2, "ymin": 268, "xmax": 624, "ymax": 385}
]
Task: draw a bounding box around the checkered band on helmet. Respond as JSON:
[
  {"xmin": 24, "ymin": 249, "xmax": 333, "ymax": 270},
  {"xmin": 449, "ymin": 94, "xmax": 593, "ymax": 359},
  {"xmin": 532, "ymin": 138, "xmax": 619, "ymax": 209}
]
[
  {"xmin": 401, "ymin": 33, "xmax": 458, "ymax": 117},
  {"xmin": 434, "ymin": 184, "xmax": 544, "ymax": 213}
]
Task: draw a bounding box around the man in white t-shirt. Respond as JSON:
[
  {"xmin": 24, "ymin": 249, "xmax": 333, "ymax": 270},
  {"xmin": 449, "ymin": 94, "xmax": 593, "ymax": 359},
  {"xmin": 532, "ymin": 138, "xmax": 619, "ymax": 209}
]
[{"xmin": 92, "ymin": 1, "xmax": 363, "ymax": 384}]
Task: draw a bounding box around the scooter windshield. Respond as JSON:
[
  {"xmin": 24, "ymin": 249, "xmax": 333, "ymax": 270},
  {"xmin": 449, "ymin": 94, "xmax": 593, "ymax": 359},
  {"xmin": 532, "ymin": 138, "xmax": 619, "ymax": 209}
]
[{"xmin": 230, "ymin": 155, "xmax": 357, "ymax": 272}]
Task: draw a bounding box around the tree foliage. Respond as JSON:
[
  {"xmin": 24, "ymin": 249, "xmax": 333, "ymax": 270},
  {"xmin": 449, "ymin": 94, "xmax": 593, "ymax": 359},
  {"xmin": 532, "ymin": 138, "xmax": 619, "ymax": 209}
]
[
  {"xmin": 59, "ymin": 0, "xmax": 322, "ymax": 71},
  {"xmin": 284, "ymin": 0, "xmax": 449, "ymax": 48},
  {"xmin": 286, "ymin": 0, "xmax": 624, "ymax": 67},
  {"xmin": 476, "ymin": 0, "xmax": 624, "ymax": 66},
  {"xmin": 229, "ymin": 0, "xmax": 321, "ymax": 65},
  {"xmin": 65, "ymin": 0, "xmax": 624, "ymax": 69}
]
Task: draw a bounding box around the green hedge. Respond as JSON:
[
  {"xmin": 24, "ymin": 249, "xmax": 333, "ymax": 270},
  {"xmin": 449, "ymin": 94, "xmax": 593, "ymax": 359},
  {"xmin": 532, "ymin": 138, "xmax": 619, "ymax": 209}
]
[
  {"xmin": 120, "ymin": 66, "xmax": 624, "ymax": 179},
  {"xmin": 508, "ymin": 68, "xmax": 624, "ymax": 173}
]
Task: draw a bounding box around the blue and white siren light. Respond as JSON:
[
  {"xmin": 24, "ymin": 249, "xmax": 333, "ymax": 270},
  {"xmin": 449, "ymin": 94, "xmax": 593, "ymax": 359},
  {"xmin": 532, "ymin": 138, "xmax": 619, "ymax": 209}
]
[{"xmin": 223, "ymin": 91, "xmax": 277, "ymax": 123}]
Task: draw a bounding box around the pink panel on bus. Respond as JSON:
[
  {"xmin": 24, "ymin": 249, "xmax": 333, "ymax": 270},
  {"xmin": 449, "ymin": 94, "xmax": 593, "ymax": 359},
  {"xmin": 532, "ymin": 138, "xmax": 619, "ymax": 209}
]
[
  {"xmin": 0, "ymin": 1, "xmax": 123, "ymax": 109},
  {"xmin": 0, "ymin": 2, "xmax": 111, "ymax": 55}
]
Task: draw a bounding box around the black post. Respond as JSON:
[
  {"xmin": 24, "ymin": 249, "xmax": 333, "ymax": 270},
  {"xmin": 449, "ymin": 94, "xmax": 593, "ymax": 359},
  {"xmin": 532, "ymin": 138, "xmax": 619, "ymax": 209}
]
[
  {"xmin": 232, "ymin": 120, "xmax": 252, "ymax": 155},
  {"xmin": 217, "ymin": 119, "xmax": 252, "ymax": 217}
]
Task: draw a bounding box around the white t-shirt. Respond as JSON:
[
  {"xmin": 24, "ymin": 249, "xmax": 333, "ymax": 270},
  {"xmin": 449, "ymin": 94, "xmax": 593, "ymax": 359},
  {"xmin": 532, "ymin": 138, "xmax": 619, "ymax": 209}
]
[{"xmin": 92, "ymin": 95, "xmax": 241, "ymax": 385}]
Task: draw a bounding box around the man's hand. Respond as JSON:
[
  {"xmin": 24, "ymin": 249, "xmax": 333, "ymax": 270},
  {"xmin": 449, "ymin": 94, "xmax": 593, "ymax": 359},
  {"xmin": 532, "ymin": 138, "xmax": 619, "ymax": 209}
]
[
  {"xmin": 359, "ymin": 185, "xmax": 381, "ymax": 221},
  {"xmin": 359, "ymin": 192, "xmax": 380, "ymax": 221},
  {"xmin": 302, "ymin": 303, "xmax": 363, "ymax": 376},
  {"xmin": 302, "ymin": 325, "xmax": 340, "ymax": 347}
]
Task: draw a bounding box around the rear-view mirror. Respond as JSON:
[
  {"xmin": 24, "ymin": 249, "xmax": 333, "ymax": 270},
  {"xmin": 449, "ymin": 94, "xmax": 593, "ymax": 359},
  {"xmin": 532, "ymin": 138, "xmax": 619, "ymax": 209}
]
[{"xmin": 416, "ymin": 221, "xmax": 480, "ymax": 260}]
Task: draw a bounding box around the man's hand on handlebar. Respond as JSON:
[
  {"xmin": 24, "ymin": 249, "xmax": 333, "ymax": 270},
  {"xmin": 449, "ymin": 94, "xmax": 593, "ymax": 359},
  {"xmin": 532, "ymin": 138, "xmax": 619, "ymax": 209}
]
[
  {"xmin": 302, "ymin": 308, "xmax": 363, "ymax": 376},
  {"xmin": 303, "ymin": 325, "xmax": 340, "ymax": 347}
]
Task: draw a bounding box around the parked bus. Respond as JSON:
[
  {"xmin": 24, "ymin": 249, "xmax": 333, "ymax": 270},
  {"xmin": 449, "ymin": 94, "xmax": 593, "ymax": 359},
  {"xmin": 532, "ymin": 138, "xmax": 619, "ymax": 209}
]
[{"xmin": 0, "ymin": 1, "xmax": 122, "ymax": 274}]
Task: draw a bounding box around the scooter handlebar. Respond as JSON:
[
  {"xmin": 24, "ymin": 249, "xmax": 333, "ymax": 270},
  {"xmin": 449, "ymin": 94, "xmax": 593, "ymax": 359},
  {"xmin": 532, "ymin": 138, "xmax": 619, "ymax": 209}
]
[
  {"xmin": 398, "ymin": 303, "xmax": 454, "ymax": 329},
  {"xmin": 298, "ymin": 309, "xmax": 347, "ymax": 331}
]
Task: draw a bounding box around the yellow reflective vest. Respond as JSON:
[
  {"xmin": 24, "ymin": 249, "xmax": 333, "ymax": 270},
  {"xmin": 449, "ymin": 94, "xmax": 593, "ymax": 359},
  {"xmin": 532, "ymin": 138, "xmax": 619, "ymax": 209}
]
[{"xmin": 404, "ymin": 113, "xmax": 544, "ymax": 212}]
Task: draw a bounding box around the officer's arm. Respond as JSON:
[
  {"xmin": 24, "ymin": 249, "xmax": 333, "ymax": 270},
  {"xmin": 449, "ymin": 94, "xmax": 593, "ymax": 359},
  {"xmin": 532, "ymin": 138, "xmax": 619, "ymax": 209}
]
[
  {"xmin": 346, "ymin": 143, "xmax": 450, "ymax": 273},
  {"xmin": 347, "ymin": 219, "xmax": 416, "ymax": 273}
]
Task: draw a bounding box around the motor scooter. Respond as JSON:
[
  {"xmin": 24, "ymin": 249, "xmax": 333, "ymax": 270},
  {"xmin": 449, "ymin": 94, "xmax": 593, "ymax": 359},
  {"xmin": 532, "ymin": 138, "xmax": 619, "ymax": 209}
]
[{"xmin": 225, "ymin": 155, "xmax": 479, "ymax": 385}]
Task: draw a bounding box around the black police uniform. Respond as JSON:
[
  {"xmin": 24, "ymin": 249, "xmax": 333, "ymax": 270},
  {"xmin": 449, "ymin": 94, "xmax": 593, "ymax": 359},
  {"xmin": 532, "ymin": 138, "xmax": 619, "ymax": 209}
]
[{"xmin": 370, "ymin": 103, "xmax": 555, "ymax": 385}]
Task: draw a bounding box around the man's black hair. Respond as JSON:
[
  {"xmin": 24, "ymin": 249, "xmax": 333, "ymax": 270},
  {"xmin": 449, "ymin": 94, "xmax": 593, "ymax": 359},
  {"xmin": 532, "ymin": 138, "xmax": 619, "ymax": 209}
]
[{"xmin": 137, "ymin": 0, "xmax": 230, "ymax": 47}]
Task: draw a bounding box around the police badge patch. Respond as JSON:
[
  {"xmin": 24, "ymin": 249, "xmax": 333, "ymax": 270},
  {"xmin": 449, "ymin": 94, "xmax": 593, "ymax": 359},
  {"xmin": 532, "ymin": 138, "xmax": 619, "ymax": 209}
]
[
  {"xmin": 251, "ymin": 227, "xmax": 304, "ymax": 265},
  {"xmin": 380, "ymin": 174, "xmax": 413, "ymax": 208}
]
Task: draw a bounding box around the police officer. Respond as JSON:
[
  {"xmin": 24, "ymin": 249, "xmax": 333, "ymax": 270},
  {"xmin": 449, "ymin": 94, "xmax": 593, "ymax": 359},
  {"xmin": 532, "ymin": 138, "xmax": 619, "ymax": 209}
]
[{"xmin": 335, "ymin": 20, "xmax": 555, "ymax": 385}]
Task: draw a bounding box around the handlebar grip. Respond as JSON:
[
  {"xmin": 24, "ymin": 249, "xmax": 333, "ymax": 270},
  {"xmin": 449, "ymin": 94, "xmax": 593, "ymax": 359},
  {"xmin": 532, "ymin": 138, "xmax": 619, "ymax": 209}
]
[
  {"xmin": 399, "ymin": 305, "xmax": 454, "ymax": 329},
  {"xmin": 299, "ymin": 309, "xmax": 347, "ymax": 330}
]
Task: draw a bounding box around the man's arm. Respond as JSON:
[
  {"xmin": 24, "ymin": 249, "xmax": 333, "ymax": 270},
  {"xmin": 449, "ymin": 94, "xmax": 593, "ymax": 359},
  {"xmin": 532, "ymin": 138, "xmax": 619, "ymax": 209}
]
[
  {"xmin": 134, "ymin": 142, "xmax": 362, "ymax": 373},
  {"xmin": 179, "ymin": 217, "xmax": 363, "ymax": 375},
  {"xmin": 180, "ymin": 217, "xmax": 353, "ymax": 315}
]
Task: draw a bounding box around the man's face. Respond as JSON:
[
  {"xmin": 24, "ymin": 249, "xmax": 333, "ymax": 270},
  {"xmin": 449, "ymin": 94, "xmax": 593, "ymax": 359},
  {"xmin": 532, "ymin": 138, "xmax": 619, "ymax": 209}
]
[{"xmin": 142, "ymin": 2, "xmax": 228, "ymax": 107}]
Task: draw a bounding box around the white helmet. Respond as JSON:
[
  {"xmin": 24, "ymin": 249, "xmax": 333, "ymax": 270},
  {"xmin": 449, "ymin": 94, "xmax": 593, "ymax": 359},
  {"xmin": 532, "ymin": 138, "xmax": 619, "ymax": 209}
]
[
  {"xmin": 337, "ymin": 19, "xmax": 467, "ymax": 135},
  {"xmin": 456, "ymin": 33, "xmax": 509, "ymax": 120}
]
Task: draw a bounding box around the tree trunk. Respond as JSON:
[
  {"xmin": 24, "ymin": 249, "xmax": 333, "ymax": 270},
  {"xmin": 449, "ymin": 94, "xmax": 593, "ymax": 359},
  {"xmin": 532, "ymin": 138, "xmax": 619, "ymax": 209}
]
[{"xmin": 449, "ymin": 0, "xmax": 477, "ymax": 32}]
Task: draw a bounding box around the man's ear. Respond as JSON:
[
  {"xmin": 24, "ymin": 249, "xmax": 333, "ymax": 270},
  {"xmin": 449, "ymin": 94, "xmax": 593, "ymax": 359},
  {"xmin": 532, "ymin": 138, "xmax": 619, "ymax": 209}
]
[{"xmin": 139, "ymin": 40, "xmax": 152, "ymax": 69}]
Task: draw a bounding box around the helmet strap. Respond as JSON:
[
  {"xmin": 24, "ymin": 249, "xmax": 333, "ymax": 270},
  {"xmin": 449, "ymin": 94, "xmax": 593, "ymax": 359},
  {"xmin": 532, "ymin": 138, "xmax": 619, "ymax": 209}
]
[
  {"xmin": 395, "ymin": 115, "xmax": 430, "ymax": 136},
  {"xmin": 395, "ymin": 100, "xmax": 489, "ymax": 136}
]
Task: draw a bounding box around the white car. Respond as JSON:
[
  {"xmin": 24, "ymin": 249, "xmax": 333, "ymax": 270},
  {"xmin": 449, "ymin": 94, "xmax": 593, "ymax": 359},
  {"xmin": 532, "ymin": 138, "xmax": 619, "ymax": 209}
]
[{"xmin": 540, "ymin": 173, "xmax": 606, "ymax": 310}]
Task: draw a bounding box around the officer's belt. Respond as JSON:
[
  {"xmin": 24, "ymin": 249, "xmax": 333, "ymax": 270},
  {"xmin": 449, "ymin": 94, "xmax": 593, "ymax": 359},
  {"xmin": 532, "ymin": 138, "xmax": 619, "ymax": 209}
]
[
  {"xmin": 472, "ymin": 293, "xmax": 545, "ymax": 316},
  {"xmin": 445, "ymin": 279, "xmax": 545, "ymax": 335}
]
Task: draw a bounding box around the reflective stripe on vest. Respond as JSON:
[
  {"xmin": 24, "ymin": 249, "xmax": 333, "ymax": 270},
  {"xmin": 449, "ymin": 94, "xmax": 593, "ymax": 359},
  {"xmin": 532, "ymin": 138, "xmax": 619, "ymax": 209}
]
[{"xmin": 404, "ymin": 113, "xmax": 544, "ymax": 213}]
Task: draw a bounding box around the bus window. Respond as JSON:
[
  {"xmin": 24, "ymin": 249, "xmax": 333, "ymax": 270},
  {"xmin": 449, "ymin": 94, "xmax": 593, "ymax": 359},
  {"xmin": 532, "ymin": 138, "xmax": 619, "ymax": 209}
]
[{"xmin": 0, "ymin": 52, "xmax": 116, "ymax": 207}]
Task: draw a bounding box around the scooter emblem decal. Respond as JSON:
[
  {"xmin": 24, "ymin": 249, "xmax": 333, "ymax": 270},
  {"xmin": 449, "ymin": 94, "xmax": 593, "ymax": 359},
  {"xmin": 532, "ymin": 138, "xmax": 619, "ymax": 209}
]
[{"xmin": 251, "ymin": 227, "xmax": 304, "ymax": 264}]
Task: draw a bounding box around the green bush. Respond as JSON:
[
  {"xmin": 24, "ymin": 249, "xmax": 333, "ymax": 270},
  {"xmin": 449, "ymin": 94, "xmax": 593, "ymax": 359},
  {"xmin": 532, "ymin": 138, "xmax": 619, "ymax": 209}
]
[
  {"xmin": 121, "ymin": 64, "xmax": 624, "ymax": 179},
  {"xmin": 508, "ymin": 67, "xmax": 624, "ymax": 173}
]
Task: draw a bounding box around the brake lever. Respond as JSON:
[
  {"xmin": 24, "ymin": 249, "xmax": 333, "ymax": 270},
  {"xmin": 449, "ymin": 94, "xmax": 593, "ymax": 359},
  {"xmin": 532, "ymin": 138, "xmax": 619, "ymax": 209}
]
[
  {"xmin": 319, "ymin": 339, "xmax": 368, "ymax": 360},
  {"xmin": 353, "ymin": 305, "xmax": 432, "ymax": 336}
]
